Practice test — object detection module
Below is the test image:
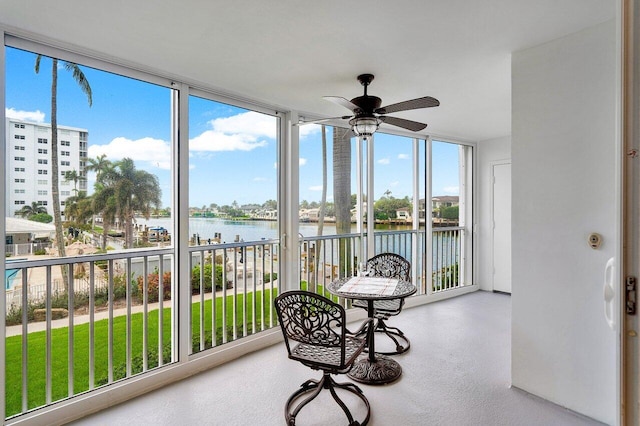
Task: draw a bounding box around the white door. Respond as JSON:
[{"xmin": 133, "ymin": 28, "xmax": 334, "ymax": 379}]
[
  {"xmin": 492, "ymin": 162, "xmax": 511, "ymax": 293},
  {"xmin": 623, "ymin": 2, "xmax": 639, "ymax": 422}
]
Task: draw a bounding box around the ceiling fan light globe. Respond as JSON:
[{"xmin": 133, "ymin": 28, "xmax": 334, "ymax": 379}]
[{"xmin": 350, "ymin": 116, "xmax": 380, "ymax": 137}]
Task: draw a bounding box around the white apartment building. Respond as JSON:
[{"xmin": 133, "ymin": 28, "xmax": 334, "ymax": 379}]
[{"xmin": 5, "ymin": 117, "xmax": 88, "ymax": 218}]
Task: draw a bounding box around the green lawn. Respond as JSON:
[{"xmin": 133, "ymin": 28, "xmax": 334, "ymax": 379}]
[{"xmin": 5, "ymin": 289, "xmax": 278, "ymax": 417}]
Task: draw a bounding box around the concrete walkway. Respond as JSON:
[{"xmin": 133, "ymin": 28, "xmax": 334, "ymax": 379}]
[{"xmin": 5, "ymin": 291, "xmax": 222, "ymax": 338}]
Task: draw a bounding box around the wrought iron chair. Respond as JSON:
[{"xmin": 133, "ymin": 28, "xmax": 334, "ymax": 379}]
[
  {"xmin": 353, "ymin": 253, "xmax": 412, "ymax": 355},
  {"xmin": 274, "ymin": 290, "xmax": 371, "ymax": 426}
]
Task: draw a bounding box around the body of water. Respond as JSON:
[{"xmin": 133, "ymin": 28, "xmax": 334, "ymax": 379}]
[{"xmin": 135, "ymin": 217, "xmax": 412, "ymax": 243}]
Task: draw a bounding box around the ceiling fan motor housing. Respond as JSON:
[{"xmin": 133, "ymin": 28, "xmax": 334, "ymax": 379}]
[{"xmin": 350, "ymin": 95, "xmax": 382, "ymax": 117}]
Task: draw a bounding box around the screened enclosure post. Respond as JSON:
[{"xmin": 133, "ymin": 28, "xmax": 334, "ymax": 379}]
[
  {"xmin": 46, "ymin": 266, "xmax": 53, "ymax": 403},
  {"xmin": 174, "ymin": 82, "xmax": 190, "ymax": 364},
  {"xmin": 426, "ymin": 136, "xmax": 434, "ymax": 295},
  {"xmin": 158, "ymin": 254, "xmax": 165, "ymax": 366},
  {"xmin": 280, "ymin": 111, "xmax": 299, "ymax": 292},
  {"xmin": 67, "ymin": 263, "xmax": 74, "ymax": 397},
  {"xmin": 412, "ymin": 138, "xmax": 420, "ymax": 284},
  {"xmin": 0, "ymin": 35, "xmax": 6, "ymax": 422},
  {"xmin": 366, "ymin": 135, "xmax": 375, "ymax": 260},
  {"xmin": 126, "ymin": 258, "xmax": 132, "ymax": 377},
  {"xmin": 89, "ymin": 262, "xmax": 95, "ymax": 389}
]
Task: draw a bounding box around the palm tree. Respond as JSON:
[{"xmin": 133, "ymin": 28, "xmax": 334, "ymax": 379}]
[
  {"xmin": 63, "ymin": 169, "xmax": 85, "ymax": 195},
  {"xmin": 85, "ymin": 153, "xmax": 111, "ymax": 182},
  {"xmin": 92, "ymin": 183, "xmax": 117, "ymax": 250},
  {"xmin": 64, "ymin": 191, "xmax": 93, "ymax": 225},
  {"xmin": 333, "ymin": 127, "xmax": 353, "ymax": 276},
  {"xmin": 105, "ymin": 158, "xmax": 161, "ymax": 248},
  {"xmin": 35, "ymin": 55, "xmax": 92, "ymax": 264},
  {"xmin": 15, "ymin": 201, "xmax": 48, "ymax": 218},
  {"xmin": 86, "ymin": 154, "xmax": 115, "ymax": 232}
]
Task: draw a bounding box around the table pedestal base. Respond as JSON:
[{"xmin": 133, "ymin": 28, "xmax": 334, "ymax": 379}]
[{"xmin": 347, "ymin": 354, "xmax": 402, "ymax": 385}]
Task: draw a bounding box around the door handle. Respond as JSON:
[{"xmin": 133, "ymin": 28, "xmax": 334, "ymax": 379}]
[{"xmin": 603, "ymin": 257, "xmax": 615, "ymax": 330}]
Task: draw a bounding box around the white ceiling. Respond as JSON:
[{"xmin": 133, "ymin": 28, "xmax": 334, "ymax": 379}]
[{"xmin": 0, "ymin": 1, "xmax": 615, "ymax": 142}]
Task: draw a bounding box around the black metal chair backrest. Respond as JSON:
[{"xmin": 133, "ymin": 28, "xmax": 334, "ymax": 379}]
[
  {"xmin": 274, "ymin": 291, "xmax": 371, "ymax": 425},
  {"xmin": 365, "ymin": 253, "xmax": 411, "ymax": 281},
  {"xmin": 274, "ymin": 290, "xmax": 348, "ymax": 368}
]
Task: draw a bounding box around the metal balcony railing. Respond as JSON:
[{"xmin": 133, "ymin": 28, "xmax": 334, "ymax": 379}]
[
  {"xmin": 189, "ymin": 239, "xmax": 280, "ymax": 353},
  {"xmin": 3, "ymin": 227, "xmax": 465, "ymax": 419}
]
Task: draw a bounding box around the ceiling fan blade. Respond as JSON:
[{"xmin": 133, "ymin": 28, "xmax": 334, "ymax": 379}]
[
  {"xmin": 296, "ymin": 116, "xmax": 352, "ymax": 125},
  {"xmin": 379, "ymin": 116, "xmax": 428, "ymax": 132},
  {"xmin": 324, "ymin": 96, "xmax": 360, "ymax": 112},
  {"xmin": 375, "ymin": 96, "xmax": 440, "ymax": 114}
]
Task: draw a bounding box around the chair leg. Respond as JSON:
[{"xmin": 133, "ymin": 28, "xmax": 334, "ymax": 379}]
[
  {"xmin": 365, "ymin": 319, "xmax": 411, "ymax": 356},
  {"xmin": 286, "ymin": 378, "xmax": 323, "ymax": 425},
  {"xmin": 285, "ymin": 373, "xmax": 370, "ymax": 426}
]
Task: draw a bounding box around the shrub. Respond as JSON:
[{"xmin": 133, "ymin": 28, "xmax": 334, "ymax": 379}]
[
  {"xmin": 190, "ymin": 263, "xmax": 225, "ymax": 294},
  {"xmin": 6, "ymin": 304, "xmax": 23, "ymax": 326},
  {"xmin": 137, "ymin": 269, "xmax": 171, "ymax": 303},
  {"xmin": 114, "ymin": 273, "xmax": 137, "ymax": 300},
  {"xmin": 34, "ymin": 249, "xmax": 47, "ymax": 255},
  {"xmin": 432, "ymin": 263, "xmax": 459, "ymax": 291},
  {"xmin": 28, "ymin": 213, "xmax": 53, "ymax": 223},
  {"xmin": 6, "ymin": 290, "xmax": 87, "ymax": 325},
  {"xmin": 263, "ymin": 272, "xmax": 278, "ymax": 283}
]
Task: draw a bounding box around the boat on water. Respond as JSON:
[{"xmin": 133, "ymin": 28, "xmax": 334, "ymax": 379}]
[{"xmin": 147, "ymin": 226, "xmax": 170, "ymax": 242}]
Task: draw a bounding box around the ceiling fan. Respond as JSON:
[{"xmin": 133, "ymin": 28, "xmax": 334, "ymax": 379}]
[{"xmin": 303, "ymin": 74, "xmax": 439, "ymax": 138}]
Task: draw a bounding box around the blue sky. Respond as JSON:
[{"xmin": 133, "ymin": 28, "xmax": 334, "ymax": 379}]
[{"xmin": 5, "ymin": 46, "xmax": 460, "ymax": 209}]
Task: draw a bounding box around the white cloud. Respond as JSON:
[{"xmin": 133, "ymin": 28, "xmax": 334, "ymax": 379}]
[
  {"xmin": 397, "ymin": 153, "xmax": 409, "ymax": 160},
  {"xmin": 88, "ymin": 137, "xmax": 171, "ymax": 169},
  {"xmin": 299, "ymin": 158, "xmax": 307, "ymax": 166},
  {"xmin": 389, "ymin": 181, "xmax": 400, "ymax": 187},
  {"xmin": 309, "ymin": 185, "xmax": 324, "ymax": 191},
  {"xmin": 377, "ymin": 158, "xmax": 390, "ymax": 165},
  {"xmin": 443, "ymin": 186, "xmax": 459, "ymax": 194},
  {"xmin": 253, "ymin": 177, "xmax": 267, "ymax": 182},
  {"xmin": 6, "ymin": 107, "xmax": 45, "ymax": 122},
  {"xmin": 189, "ymin": 111, "xmax": 276, "ymax": 153},
  {"xmin": 210, "ymin": 111, "xmax": 277, "ymax": 138},
  {"xmin": 207, "ymin": 111, "xmax": 321, "ymax": 142},
  {"xmin": 190, "ymin": 130, "xmax": 267, "ymax": 152},
  {"xmin": 298, "ymin": 123, "xmax": 321, "ymax": 139}
]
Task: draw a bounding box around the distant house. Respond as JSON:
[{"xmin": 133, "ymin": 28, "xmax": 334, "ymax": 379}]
[
  {"xmin": 5, "ymin": 217, "xmax": 55, "ymax": 245},
  {"xmin": 254, "ymin": 209, "xmax": 277, "ymax": 220},
  {"xmin": 417, "ymin": 196, "xmax": 459, "ymax": 219},
  {"xmin": 431, "ymin": 196, "xmax": 458, "ymax": 217},
  {"xmin": 432, "ymin": 195, "xmax": 459, "ymax": 210},
  {"xmin": 299, "ymin": 208, "xmax": 320, "ymax": 222},
  {"xmin": 241, "ymin": 204, "xmax": 261, "ymax": 215},
  {"xmin": 396, "ymin": 208, "xmax": 411, "ymax": 221}
]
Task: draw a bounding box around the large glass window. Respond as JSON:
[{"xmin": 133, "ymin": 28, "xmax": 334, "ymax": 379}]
[
  {"xmin": 431, "ymin": 140, "xmax": 461, "ymax": 226},
  {"xmin": 298, "ymin": 124, "xmax": 363, "ymax": 288},
  {"xmin": 187, "ymin": 95, "xmax": 279, "ymax": 353},
  {"xmin": 4, "ymin": 45, "xmax": 174, "ymax": 416},
  {"xmin": 430, "ymin": 140, "xmax": 473, "ymax": 291}
]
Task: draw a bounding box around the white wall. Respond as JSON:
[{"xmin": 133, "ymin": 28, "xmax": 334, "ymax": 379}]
[
  {"xmin": 477, "ymin": 135, "xmax": 511, "ymax": 291},
  {"xmin": 511, "ymin": 20, "xmax": 617, "ymax": 424}
]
